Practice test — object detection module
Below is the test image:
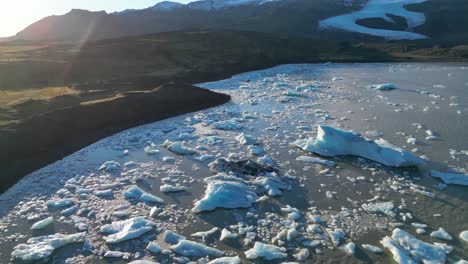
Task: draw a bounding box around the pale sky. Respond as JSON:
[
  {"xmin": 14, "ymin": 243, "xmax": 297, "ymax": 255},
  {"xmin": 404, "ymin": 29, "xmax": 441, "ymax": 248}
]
[{"xmin": 0, "ymin": 0, "xmax": 192, "ymax": 37}]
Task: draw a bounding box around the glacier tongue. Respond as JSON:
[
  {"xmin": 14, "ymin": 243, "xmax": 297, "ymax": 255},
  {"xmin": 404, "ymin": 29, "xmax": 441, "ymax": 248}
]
[
  {"xmin": 11, "ymin": 232, "xmax": 85, "ymax": 261},
  {"xmin": 294, "ymin": 125, "xmax": 424, "ymax": 167}
]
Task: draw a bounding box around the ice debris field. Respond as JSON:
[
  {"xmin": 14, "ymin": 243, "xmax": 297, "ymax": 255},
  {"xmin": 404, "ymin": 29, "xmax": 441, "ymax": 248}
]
[{"xmin": 0, "ymin": 63, "xmax": 467, "ymax": 263}]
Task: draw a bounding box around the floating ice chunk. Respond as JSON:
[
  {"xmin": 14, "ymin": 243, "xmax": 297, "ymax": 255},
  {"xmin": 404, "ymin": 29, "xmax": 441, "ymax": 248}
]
[
  {"xmin": 101, "ymin": 217, "xmax": 155, "ymax": 244},
  {"xmin": 296, "ymin": 155, "xmax": 336, "ymax": 167},
  {"xmin": 460, "ymin": 231, "xmax": 468, "ymax": 243},
  {"xmin": 220, "ymin": 228, "xmax": 238, "ymax": 241},
  {"xmin": 257, "ymin": 155, "xmax": 274, "ymax": 166},
  {"xmin": 370, "ymin": 84, "xmax": 398, "ymax": 90},
  {"xmin": 326, "ymin": 228, "xmax": 346, "ymax": 246},
  {"xmin": 146, "ymin": 241, "xmax": 162, "ymax": 254},
  {"xmin": 383, "ymin": 228, "xmax": 447, "ymax": 264},
  {"xmin": 192, "ymin": 227, "xmax": 219, "ymax": 242},
  {"xmin": 128, "ymin": 260, "xmax": 159, "ymax": 264},
  {"xmin": 245, "ymin": 242, "xmax": 287, "ymax": 260},
  {"xmin": 11, "ymin": 232, "xmax": 85, "ymax": 261},
  {"xmin": 340, "ymin": 242, "xmax": 356, "ymax": 255},
  {"xmin": 380, "ymin": 236, "xmax": 416, "ymax": 264},
  {"xmin": 96, "ymin": 189, "xmax": 113, "ymax": 197},
  {"xmin": 208, "ymin": 256, "xmax": 241, "ymax": 264},
  {"xmin": 124, "ymin": 186, "xmax": 164, "ymax": 204},
  {"xmin": 197, "ymin": 154, "xmax": 214, "ymax": 162},
  {"xmin": 362, "ymin": 201, "xmax": 395, "ymax": 217},
  {"xmin": 192, "ymin": 175, "xmax": 258, "ymax": 212},
  {"xmin": 61, "ymin": 205, "xmax": 78, "ymax": 216},
  {"xmin": 160, "ymin": 184, "xmax": 186, "ymax": 193},
  {"xmin": 31, "ymin": 217, "xmax": 53, "ymax": 230},
  {"xmin": 293, "ymin": 248, "xmax": 309, "ymax": 261},
  {"xmin": 430, "ymin": 170, "xmax": 468, "ymax": 186},
  {"xmin": 144, "ymin": 144, "xmax": 160, "ymax": 155},
  {"xmin": 179, "ymin": 132, "xmax": 198, "ymax": 140},
  {"xmin": 164, "ymin": 230, "xmax": 186, "ymax": 245},
  {"xmin": 212, "ymin": 119, "xmax": 243, "ymax": 130},
  {"xmin": 99, "ymin": 160, "xmax": 121, "ymax": 172},
  {"xmin": 236, "ymin": 133, "xmax": 257, "ymax": 145},
  {"xmin": 430, "ymin": 228, "xmax": 453, "ymax": 241},
  {"xmin": 170, "ymin": 240, "xmax": 224, "ymax": 258},
  {"xmin": 362, "ymin": 244, "xmax": 383, "ymax": 253},
  {"xmin": 248, "ymin": 145, "xmax": 264, "ymax": 156},
  {"xmin": 104, "ymin": 251, "xmax": 125, "ymax": 258},
  {"xmin": 199, "ymin": 136, "xmax": 224, "ymax": 145},
  {"xmin": 294, "ymin": 126, "xmax": 424, "ymax": 167},
  {"xmin": 47, "ymin": 198, "xmax": 73, "ymax": 209},
  {"xmin": 162, "ymin": 140, "xmax": 196, "ymax": 155},
  {"xmin": 425, "ymin": 130, "xmax": 438, "ymax": 140}
]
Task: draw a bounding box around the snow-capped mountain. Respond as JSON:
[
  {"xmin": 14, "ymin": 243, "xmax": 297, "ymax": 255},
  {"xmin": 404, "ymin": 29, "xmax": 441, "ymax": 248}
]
[{"xmin": 12, "ymin": 0, "xmax": 468, "ymax": 43}]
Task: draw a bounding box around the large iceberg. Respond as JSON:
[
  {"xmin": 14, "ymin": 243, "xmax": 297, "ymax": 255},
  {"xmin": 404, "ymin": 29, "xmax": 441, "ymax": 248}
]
[
  {"xmin": 101, "ymin": 217, "xmax": 155, "ymax": 244},
  {"xmin": 294, "ymin": 126, "xmax": 424, "ymax": 167},
  {"xmin": 170, "ymin": 240, "xmax": 224, "ymax": 257},
  {"xmin": 11, "ymin": 232, "xmax": 85, "ymax": 261},
  {"xmin": 381, "ymin": 228, "xmax": 446, "ymax": 264}
]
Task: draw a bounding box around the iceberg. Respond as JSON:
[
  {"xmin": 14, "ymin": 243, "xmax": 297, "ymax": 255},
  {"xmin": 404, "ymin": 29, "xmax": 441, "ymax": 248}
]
[
  {"xmin": 245, "ymin": 242, "xmax": 287, "ymax": 260},
  {"xmin": 11, "ymin": 232, "xmax": 85, "ymax": 261},
  {"xmin": 431, "ymin": 170, "xmax": 468, "ymax": 186},
  {"xmin": 362, "ymin": 244, "xmax": 383, "ymax": 253},
  {"xmin": 191, "ymin": 227, "xmax": 219, "ymax": 242},
  {"xmin": 340, "ymin": 242, "xmax": 356, "ymax": 255},
  {"xmin": 326, "ymin": 228, "xmax": 346, "ymax": 246},
  {"xmin": 31, "ymin": 217, "xmax": 53, "ymax": 230},
  {"xmin": 123, "ymin": 186, "xmax": 164, "ymax": 203},
  {"xmin": 381, "ymin": 228, "xmax": 446, "ymax": 264},
  {"xmin": 170, "ymin": 240, "xmax": 224, "ymax": 257},
  {"xmin": 430, "ymin": 228, "xmax": 453, "ymax": 241},
  {"xmin": 294, "ymin": 126, "xmax": 424, "ymax": 167},
  {"xmin": 100, "ymin": 217, "xmax": 155, "ymax": 244},
  {"xmin": 460, "ymin": 230, "xmax": 468, "ymax": 243},
  {"xmin": 46, "ymin": 198, "xmax": 73, "ymax": 208},
  {"xmin": 220, "ymin": 228, "xmax": 238, "ymax": 241},
  {"xmin": 248, "ymin": 145, "xmax": 264, "ymax": 156},
  {"xmin": 362, "ymin": 201, "xmax": 396, "ymax": 217},
  {"xmin": 212, "ymin": 119, "xmax": 243, "ymax": 130},
  {"xmin": 192, "ymin": 174, "xmax": 258, "ymax": 212}
]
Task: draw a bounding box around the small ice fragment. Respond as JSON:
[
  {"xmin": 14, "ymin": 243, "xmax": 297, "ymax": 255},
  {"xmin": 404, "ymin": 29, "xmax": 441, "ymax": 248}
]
[
  {"xmin": 31, "ymin": 217, "xmax": 53, "ymax": 230},
  {"xmin": 460, "ymin": 231, "xmax": 468, "ymax": 243},
  {"xmin": 220, "ymin": 228, "xmax": 238, "ymax": 241},
  {"xmin": 245, "ymin": 242, "xmax": 287, "ymax": 260},
  {"xmin": 162, "ymin": 140, "xmax": 196, "ymax": 155},
  {"xmin": 170, "ymin": 240, "xmax": 224, "ymax": 257},
  {"xmin": 430, "ymin": 228, "xmax": 453, "ymax": 241},
  {"xmin": 248, "ymin": 145, "xmax": 264, "ymax": 156},
  {"xmin": 325, "ymin": 191, "xmax": 333, "ymax": 199},
  {"xmin": 98, "ymin": 160, "xmax": 121, "ymax": 172},
  {"xmin": 100, "ymin": 217, "xmax": 155, "ymax": 244},
  {"xmin": 362, "ymin": 201, "xmax": 395, "ymax": 217},
  {"xmin": 208, "ymin": 256, "xmax": 241, "ymax": 264},
  {"xmin": 11, "ymin": 233, "xmax": 85, "ymax": 261},
  {"xmin": 235, "ymin": 133, "xmax": 257, "ymax": 145},
  {"xmin": 212, "ymin": 119, "xmax": 243, "ymax": 130},
  {"xmin": 339, "ymin": 242, "xmax": 356, "ymax": 255},
  {"xmin": 46, "ymin": 198, "xmax": 73, "ymax": 209},
  {"xmin": 147, "ymin": 242, "xmax": 162, "ymax": 254},
  {"xmin": 296, "ymin": 156, "xmax": 335, "ymax": 167},
  {"xmin": 144, "ymin": 144, "xmax": 160, "ymax": 155},
  {"xmin": 326, "ymin": 228, "xmax": 346, "ymax": 246},
  {"xmin": 104, "ymin": 251, "xmax": 125, "ymax": 258},
  {"xmin": 362, "ymin": 244, "xmax": 383, "ymax": 253},
  {"xmin": 191, "ymin": 227, "xmax": 219, "ymax": 242},
  {"xmin": 160, "ymin": 184, "xmax": 186, "ymax": 193},
  {"xmin": 123, "ymin": 186, "xmax": 164, "ymax": 203},
  {"xmin": 370, "ymin": 84, "xmax": 398, "ymax": 90},
  {"xmin": 257, "ymin": 155, "xmax": 274, "ymax": 166},
  {"xmin": 294, "ymin": 126, "xmax": 424, "ymax": 167}
]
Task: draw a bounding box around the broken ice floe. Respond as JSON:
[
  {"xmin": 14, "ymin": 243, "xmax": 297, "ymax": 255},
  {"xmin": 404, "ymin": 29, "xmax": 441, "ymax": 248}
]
[
  {"xmin": 11, "ymin": 232, "xmax": 85, "ymax": 261},
  {"xmin": 370, "ymin": 83, "xmax": 398, "ymax": 90},
  {"xmin": 294, "ymin": 126, "xmax": 424, "ymax": 167},
  {"xmin": 170, "ymin": 240, "xmax": 224, "ymax": 257},
  {"xmin": 245, "ymin": 242, "xmax": 287, "ymax": 260},
  {"xmin": 31, "ymin": 217, "xmax": 53, "ymax": 230},
  {"xmin": 100, "ymin": 217, "xmax": 155, "ymax": 244},
  {"xmin": 123, "ymin": 185, "xmax": 165, "ymax": 203},
  {"xmin": 162, "ymin": 140, "xmax": 197, "ymax": 155},
  {"xmin": 296, "ymin": 155, "xmax": 336, "ymax": 167},
  {"xmin": 381, "ymin": 228, "xmax": 446, "ymax": 264},
  {"xmin": 431, "ymin": 170, "xmax": 468, "ymax": 186}
]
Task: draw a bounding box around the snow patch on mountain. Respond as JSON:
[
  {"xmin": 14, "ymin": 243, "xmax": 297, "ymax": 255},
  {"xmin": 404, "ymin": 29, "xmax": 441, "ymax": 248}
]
[{"xmin": 319, "ymin": 0, "xmax": 429, "ymax": 40}]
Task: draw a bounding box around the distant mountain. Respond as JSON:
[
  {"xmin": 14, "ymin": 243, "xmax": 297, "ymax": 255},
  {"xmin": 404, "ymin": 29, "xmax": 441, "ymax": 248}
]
[{"xmin": 12, "ymin": 0, "xmax": 468, "ymax": 43}]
